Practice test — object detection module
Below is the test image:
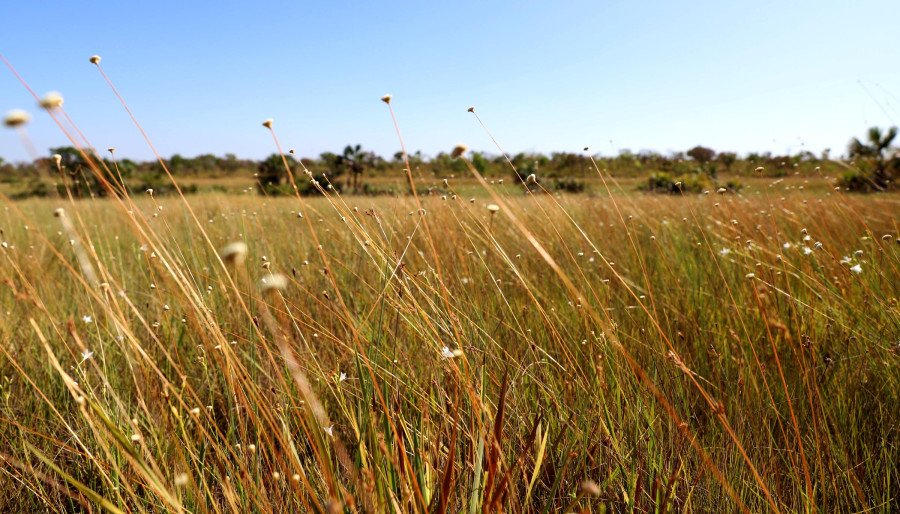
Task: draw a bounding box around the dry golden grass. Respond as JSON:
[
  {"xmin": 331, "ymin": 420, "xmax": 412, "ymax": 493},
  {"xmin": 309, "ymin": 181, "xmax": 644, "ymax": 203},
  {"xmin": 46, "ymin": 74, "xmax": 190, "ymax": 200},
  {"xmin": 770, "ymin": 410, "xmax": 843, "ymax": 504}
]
[{"xmin": 0, "ymin": 183, "xmax": 897, "ymax": 512}]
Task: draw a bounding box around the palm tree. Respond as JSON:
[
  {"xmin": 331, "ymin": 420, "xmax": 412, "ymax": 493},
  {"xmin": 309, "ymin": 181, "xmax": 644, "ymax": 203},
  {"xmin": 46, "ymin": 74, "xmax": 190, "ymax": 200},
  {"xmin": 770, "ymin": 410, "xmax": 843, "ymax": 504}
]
[
  {"xmin": 339, "ymin": 144, "xmax": 366, "ymax": 192},
  {"xmin": 848, "ymin": 126, "xmax": 898, "ymax": 190}
]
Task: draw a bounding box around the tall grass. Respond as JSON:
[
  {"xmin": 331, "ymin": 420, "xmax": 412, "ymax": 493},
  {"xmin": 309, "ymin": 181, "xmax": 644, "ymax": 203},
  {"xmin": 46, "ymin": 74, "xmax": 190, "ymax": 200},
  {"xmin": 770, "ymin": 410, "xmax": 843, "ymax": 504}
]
[
  {"xmin": 1, "ymin": 181, "xmax": 897, "ymax": 511},
  {"xmin": 0, "ymin": 60, "xmax": 898, "ymax": 511}
]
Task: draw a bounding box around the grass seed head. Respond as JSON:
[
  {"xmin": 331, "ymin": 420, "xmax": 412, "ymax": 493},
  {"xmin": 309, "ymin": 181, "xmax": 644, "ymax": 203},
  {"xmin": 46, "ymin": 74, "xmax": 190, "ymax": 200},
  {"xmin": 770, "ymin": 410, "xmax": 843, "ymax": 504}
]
[
  {"xmin": 3, "ymin": 109, "xmax": 31, "ymax": 128},
  {"xmin": 259, "ymin": 273, "xmax": 288, "ymax": 293},
  {"xmin": 581, "ymin": 480, "xmax": 601, "ymax": 496},
  {"xmin": 451, "ymin": 144, "xmax": 468, "ymax": 158},
  {"xmin": 39, "ymin": 92, "xmax": 64, "ymax": 110},
  {"xmin": 220, "ymin": 241, "xmax": 248, "ymax": 266}
]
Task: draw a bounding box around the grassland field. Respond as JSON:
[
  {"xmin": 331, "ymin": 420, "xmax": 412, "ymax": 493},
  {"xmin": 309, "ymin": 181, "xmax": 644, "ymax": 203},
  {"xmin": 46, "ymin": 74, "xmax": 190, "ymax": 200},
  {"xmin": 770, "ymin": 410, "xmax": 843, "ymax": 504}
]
[{"xmin": 0, "ymin": 176, "xmax": 897, "ymax": 512}]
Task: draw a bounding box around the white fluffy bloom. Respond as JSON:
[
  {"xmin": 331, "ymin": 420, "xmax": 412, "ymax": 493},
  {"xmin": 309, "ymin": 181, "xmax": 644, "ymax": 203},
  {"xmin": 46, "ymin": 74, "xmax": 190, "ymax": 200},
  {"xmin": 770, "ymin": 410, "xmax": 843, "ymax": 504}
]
[
  {"xmin": 3, "ymin": 109, "xmax": 30, "ymax": 128},
  {"xmin": 39, "ymin": 92, "xmax": 64, "ymax": 109},
  {"xmin": 219, "ymin": 241, "xmax": 248, "ymax": 266},
  {"xmin": 259, "ymin": 273, "xmax": 288, "ymax": 293}
]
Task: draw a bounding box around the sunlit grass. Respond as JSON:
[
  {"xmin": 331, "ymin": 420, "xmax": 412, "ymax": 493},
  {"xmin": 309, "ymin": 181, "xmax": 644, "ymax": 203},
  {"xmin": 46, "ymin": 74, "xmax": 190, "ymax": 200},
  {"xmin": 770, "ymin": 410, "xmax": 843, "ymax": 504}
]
[{"xmin": 1, "ymin": 182, "xmax": 897, "ymax": 512}]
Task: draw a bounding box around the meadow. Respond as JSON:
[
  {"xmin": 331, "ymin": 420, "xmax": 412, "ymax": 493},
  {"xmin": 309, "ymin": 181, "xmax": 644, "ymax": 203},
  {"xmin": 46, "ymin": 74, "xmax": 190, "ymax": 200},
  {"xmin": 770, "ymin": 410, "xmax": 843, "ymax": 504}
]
[{"xmin": 0, "ymin": 167, "xmax": 897, "ymax": 511}]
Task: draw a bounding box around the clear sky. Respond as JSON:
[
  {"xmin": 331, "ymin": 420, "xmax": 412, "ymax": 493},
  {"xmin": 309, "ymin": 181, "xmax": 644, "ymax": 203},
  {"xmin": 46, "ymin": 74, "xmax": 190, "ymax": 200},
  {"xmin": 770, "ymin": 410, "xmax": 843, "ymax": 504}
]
[{"xmin": 2, "ymin": 1, "xmax": 899, "ymax": 163}]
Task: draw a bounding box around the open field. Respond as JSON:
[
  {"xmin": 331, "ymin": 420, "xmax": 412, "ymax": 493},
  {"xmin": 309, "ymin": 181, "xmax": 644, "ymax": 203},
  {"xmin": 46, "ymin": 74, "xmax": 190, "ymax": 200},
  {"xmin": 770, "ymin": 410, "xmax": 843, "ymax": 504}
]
[{"xmin": 0, "ymin": 182, "xmax": 898, "ymax": 511}]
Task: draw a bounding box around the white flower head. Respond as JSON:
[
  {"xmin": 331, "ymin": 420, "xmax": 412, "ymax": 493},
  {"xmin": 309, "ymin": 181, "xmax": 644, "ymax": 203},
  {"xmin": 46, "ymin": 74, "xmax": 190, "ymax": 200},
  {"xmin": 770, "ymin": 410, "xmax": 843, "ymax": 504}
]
[
  {"xmin": 39, "ymin": 91, "xmax": 64, "ymax": 110},
  {"xmin": 259, "ymin": 273, "xmax": 288, "ymax": 293},
  {"xmin": 380, "ymin": 94, "xmax": 392, "ymax": 104},
  {"xmin": 850, "ymin": 263, "xmax": 862, "ymax": 274},
  {"xmin": 451, "ymin": 144, "xmax": 468, "ymax": 159},
  {"xmin": 89, "ymin": 55, "xmax": 101, "ymax": 64},
  {"xmin": 82, "ymin": 315, "xmax": 93, "ymax": 324},
  {"xmin": 80, "ymin": 350, "xmax": 94, "ymax": 362},
  {"xmin": 262, "ymin": 118, "xmax": 274, "ymax": 129},
  {"xmin": 441, "ymin": 346, "xmax": 464, "ymax": 359},
  {"xmin": 219, "ymin": 241, "xmax": 248, "ymax": 266},
  {"xmin": 3, "ymin": 109, "xmax": 31, "ymax": 128},
  {"xmin": 486, "ymin": 204, "xmax": 500, "ymax": 214}
]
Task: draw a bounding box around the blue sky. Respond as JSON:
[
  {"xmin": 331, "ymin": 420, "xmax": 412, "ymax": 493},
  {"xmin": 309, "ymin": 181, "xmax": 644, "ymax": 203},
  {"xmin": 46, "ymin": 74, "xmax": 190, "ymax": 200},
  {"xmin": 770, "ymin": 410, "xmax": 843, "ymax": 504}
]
[{"xmin": 2, "ymin": 1, "xmax": 899, "ymax": 162}]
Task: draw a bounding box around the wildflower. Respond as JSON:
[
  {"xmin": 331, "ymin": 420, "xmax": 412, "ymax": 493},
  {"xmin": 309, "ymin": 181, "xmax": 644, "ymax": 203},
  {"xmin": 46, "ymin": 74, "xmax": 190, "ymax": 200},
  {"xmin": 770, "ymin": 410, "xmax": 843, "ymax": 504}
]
[
  {"xmin": 486, "ymin": 204, "xmax": 500, "ymax": 213},
  {"xmin": 467, "ymin": 106, "xmax": 475, "ymax": 113},
  {"xmin": 131, "ymin": 434, "xmax": 141, "ymax": 442},
  {"xmin": 292, "ymin": 474, "xmax": 301, "ymax": 482},
  {"xmin": 272, "ymin": 472, "xmax": 281, "ymax": 481},
  {"xmin": 441, "ymin": 346, "xmax": 463, "ymax": 358},
  {"xmin": 339, "ymin": 372, "xmax": 347, "ymax": 382},
  {"xmin": 52, "ymin": 154, "xmax": 62, "ymax": 167},
  {"xmin": 380, "ymin": 94, "xmax": 392, "ymax": 104},
  {"xmin": 259, "ymin": 273, "xmax": 288, "ymax": 293},
  {"xmin": 262, "ymin": 118, "xmax": 273, "ymax": 129},
  {"xmin": 782, "ymin": 242, "xmax": 791, "ymax": 250},
  {"xmin": 719, "ymin": 248, "xmax": 731, "ymax": 256},
  {"xmin": 716, "ymin": 187, "xmax": 727, "ymax": 194},
  {"xmin": 89, "ymin": 55, "xmax": 101, "ymax": 64},
  {"xmin": 39, "ymin": 92, "xmax": 64, "ymax": 109},
  {"xmin": 527, "ymin": 173, "xmax": 536, "ymax": 183},
  {"xmin": 745, "ymin": 273, "xmax": 756, "ymax": 278},
  {"xmin": 451, "ymin": 144, "xmax": 468, "ymax": 159},
  {"xmin": 82, "ymin": 315, "xmax": 93, "ymax": 324},
  {"xmin": 850, "ymin": 264, "xmax": 862, "ymax": 274},
  {"xmin": 802, "ymin": 246, "xmax": 812, "ymax": 255},
  {"xmin": 3, "ymin": 109, "xmax": 30, "ymax": 128},
  {"xmin": 220, "ymin": 241, "xmax": 248, "ymax": 266},
  {"xmin": 323, "ymin": 425, "xmax": 334, "ymax": 437},
  {"xmin": 581, "ymin": 480, "xmax": 601, "ymax": 496},
  {"xmin": 108, "ymin": 147, "xmax": 116, "ymax": 154}
]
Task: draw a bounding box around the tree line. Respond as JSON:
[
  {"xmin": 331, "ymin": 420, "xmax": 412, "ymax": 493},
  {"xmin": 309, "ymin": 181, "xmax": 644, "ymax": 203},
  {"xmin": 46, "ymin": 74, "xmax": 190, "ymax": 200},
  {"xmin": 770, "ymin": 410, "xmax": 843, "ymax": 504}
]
[{"xmin": 1, "ymin": 126, "xmax": 895, "ymax": 197}]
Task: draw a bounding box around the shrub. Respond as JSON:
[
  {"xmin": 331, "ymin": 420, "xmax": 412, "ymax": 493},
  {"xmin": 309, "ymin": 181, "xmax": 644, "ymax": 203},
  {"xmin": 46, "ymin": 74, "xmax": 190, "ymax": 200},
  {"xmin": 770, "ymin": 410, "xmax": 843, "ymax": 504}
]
[
  {"xmin": 835, "ymin": 169, "xmax": 878, "ymax": 192},
  {"xmin": 643, "ymin": 172, "xmax": 713, "ymax": 194}
]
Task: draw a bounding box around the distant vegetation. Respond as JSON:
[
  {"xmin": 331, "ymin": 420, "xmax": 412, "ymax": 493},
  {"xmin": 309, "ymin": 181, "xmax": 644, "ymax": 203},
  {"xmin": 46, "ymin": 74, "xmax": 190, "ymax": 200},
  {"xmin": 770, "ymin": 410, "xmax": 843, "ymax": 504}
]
[{"xmin": 1, "ymin": 126, "xmax": 896, "ymax": 198}]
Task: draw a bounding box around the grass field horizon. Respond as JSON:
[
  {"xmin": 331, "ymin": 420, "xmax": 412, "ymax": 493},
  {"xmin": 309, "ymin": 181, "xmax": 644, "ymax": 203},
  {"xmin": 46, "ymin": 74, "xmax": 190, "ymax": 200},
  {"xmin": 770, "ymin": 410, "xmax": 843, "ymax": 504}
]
[
  {"xmin": 1, "ymin": 154, "xmax": 898, "ymax": 510},
  {"xmin": 1, "ymin": 11, "xmax": 899, "ymax": 508}
]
